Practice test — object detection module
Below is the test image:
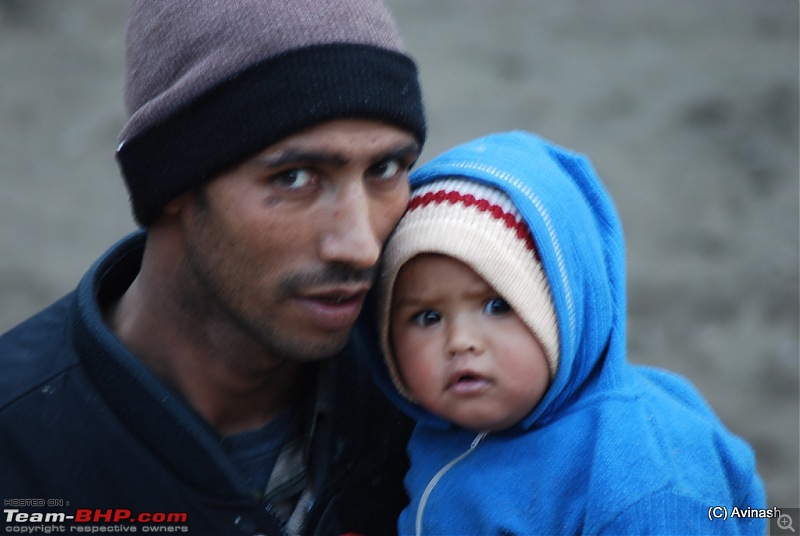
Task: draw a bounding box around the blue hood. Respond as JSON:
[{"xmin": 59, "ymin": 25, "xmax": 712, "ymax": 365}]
[
  {"xmin": 364, "ymin": 131, "xmax": 627, "ymax": 431},
  {"xmin": 360, "ymin": 131, "xmax": 765, "ymax": 534}
]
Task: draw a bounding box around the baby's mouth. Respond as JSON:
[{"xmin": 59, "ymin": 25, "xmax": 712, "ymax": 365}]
[{"xmin": 447, "ymin": 370, "xmax": 491, "ymax": 395}]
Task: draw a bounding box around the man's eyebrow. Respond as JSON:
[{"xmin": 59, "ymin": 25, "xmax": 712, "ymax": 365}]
[
  {"xmin": 248, "ymin": 150, "xmax": 349, "ymax": 169},
  {"xmin": 247, "ymin": 141, "xmax": 421, "ymax": 170},
  {"xmin": 378, "ymin": 142, "xmax": 422, "ymax": 165}
]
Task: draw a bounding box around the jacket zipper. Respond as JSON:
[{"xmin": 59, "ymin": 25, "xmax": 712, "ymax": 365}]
[{"xmin": 415, "ymin": 431, "xmax": 488, "ymax": 536}]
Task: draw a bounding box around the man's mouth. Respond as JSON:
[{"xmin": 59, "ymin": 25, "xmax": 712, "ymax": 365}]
[
  {"xmin": 295, "ymin": 286, "xmax": 369, "ymax": 331},
  {"xmin": 304, "ymin": 285, "xmax": 369, "ymax": 304},
  {"xmin": 315, "ymin": 296, "xmax": 342, "ymax": 305}
]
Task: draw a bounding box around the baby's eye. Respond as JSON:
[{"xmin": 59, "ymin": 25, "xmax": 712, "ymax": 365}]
[
  {"xmin": 412, "ymin": 310, "xmax": 441, "ymax": 327},
  {"xmin": 484, "ymin": 298, "xmax": 511, "ymax": 316}
]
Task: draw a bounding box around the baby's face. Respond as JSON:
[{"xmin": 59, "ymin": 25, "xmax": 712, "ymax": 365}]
[{"xmin": 390, "ymin": 254, "xmax": 550, "ymax": 431}]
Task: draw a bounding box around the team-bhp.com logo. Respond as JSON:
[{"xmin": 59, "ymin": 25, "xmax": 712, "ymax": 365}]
[{"xmin": 4, "ymin": 500, "xmax": 189, "ymax": 533}]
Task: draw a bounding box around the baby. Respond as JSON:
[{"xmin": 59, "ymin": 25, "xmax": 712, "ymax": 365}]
[{"xmin": 372, "ymin": 131, "xmax": 766, "ymax": 535}]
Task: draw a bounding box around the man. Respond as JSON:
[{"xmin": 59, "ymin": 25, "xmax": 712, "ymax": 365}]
[{"xmin": 0, "ymin": 1, "xmax": 425, "ymax": 535}]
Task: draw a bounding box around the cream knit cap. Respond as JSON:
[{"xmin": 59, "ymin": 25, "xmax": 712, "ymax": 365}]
[{"xmin": 379, "ymin": 178, "xmax": 560, "ymax": 397}]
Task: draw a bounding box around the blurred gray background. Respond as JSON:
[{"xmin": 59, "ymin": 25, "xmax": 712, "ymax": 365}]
[{"xmin": 1, "ymin": 0, "xmax": 797, "ymax": 510}]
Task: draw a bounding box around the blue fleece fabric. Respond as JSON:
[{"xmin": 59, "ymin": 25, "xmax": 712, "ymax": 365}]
[{"xmin": 368, "ymin": 132, "xmax": 766, "ymax": 535}]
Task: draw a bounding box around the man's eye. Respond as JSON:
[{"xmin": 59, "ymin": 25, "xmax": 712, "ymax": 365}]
[
  {"xmin": 484, "ymin": 298, "xmax": 511, "ymax": 316},
  {"xmin": 368, "ymin": 159, "xmax": 403, "ymax": 181},
  {"xmin": 272, "ymin": 168, "xmax": 315, "ymax": 189},
  {"xmin": 412, "ymin": 310, "xmax": 441, "ymax": 327}
]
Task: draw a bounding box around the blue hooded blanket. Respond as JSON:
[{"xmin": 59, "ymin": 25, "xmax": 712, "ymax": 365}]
[{"xmin": 363, "ymin": 132, "xmax": 766, "ymax": 535}]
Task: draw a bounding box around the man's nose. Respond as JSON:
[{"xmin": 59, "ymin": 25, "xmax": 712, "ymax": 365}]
[{"xmin": 319, "ymin": 181, "xmax": 382, "ymax": 271}]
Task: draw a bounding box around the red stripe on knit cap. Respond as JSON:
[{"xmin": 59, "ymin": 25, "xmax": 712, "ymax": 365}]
[{"xmin": 408, "ymin": 190, "xmax": 535, "ymax": 251}]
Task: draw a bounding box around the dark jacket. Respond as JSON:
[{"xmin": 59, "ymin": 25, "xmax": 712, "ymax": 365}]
[{"xmin": 0, "ymin": 231, "xmax": 411, "ymax": 536}]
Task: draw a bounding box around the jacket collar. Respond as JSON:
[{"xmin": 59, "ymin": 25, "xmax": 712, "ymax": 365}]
[{"xmin": 74, "ymin": 231, "xmax": 248, "ymax": 496}]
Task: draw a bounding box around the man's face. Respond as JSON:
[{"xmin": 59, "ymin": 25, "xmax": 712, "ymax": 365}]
[{"xmin": 177, "ymin": 119, "xmax": 419, "ymax": 363}]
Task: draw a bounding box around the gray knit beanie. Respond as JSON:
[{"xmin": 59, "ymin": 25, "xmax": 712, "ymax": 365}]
[{"xmin": 116, "ymin": 0, "xmax": 426, "ymax": 226}]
